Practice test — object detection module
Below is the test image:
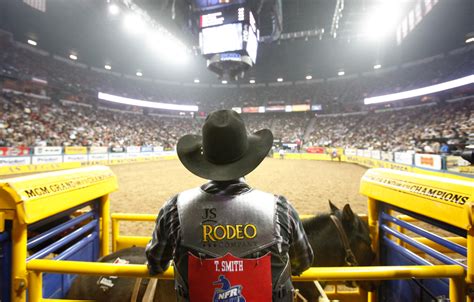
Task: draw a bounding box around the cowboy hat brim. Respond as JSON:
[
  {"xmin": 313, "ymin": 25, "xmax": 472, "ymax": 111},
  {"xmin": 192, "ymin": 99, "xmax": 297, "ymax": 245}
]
[{"xmin": 177, "ymin": 129, "xmax": 273, "ymax": 181}]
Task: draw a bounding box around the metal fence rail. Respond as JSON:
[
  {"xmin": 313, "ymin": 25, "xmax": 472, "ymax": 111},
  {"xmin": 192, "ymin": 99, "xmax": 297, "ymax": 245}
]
[{"xmin": 26, "ymin": 259, "xmax": 465, "ymax": 302}]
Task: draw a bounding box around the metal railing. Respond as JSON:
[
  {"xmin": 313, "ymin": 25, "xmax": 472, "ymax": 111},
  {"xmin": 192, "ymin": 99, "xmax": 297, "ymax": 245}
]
[{"xmin": 26, "ymin": 259, "xmax": 465, "ymax": 302}]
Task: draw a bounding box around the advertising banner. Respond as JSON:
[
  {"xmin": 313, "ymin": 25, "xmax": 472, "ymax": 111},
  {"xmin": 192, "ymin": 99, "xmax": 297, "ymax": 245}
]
[
  {"xmin": 306, "ymin": 146, "xmax": 325, "ymax": 154},
  {"xmin": 109, "ymin": 153, "xmax": 127, "ymax": 159},
  {"xmin": 0, "ymin": 147, "xmax": 30, "ymax": 156},
  {"xmin": 34, "ymin": 146, "xmax": 62, "ymax": 155},
  {"xmin": 356, "ymin": 149, "xmax": 364, "ymax": 156},
  {"xmin": 127, "ymin": 153, "xmax": 141, "ymax": 158},
  {"xmin": 126, "ymin": 146, "xmax": 141, "ymax": 153},
  {"xmin": 89, "ymin": 146, "xmax": 108, "ymax": 154},
  {"xmin": 88, "ymin": 154, "xmax": 108, "ymax": 161},
  {"xmin": 164, "ymin": 151, "xmax": 177, "ymax": 156},
  {"xmin": 344, "ymin": 149, "xmax": 357, "ymax": 156},
  {"xmin": 265, "ymin": 105, "xmax": 285, "ymax": 112},
  {"xmin": 371, "ymin": 150, "xmax": 381, "ymax": 160},
  {"xmin": 414, "ymin": 154, "xmax": 442, "ymax": 170},
  {"xmin": 64, "ymin": 146, "xmax": 87, "ymax": 155},
  {"xmin": 63, "ymin": 154, "xmax": 88, "ymax": 162},
  {"xmin": 153, "ymin": 146, "xmax": 164, "ymax": 152},
  {"xmin": 291, "ymin": 104, "xmax": 310, "ymax": 112},
  {"xmin": 141, "ymin": 146, "xmax": 154, "ymax": 152},
  {"xmin": 381, "ymin": 151, "xmax": 394, "ymax": 162},
  {"xmin": 363, "ymin": 150, "xmax": 371, "ymax": 158},
  {"xmin": 394, "ymin": 152, "xmax": 414, "ymax": 165},
  {"xmin": 0, "ymin": 156, "xmax": 30, "ymax": 166},
  {"xmin": 110, "ymin": 147, "xmax": 125, "ymax": 153},
  {"xmin": 242, "ymin": 107, "xmax": 259, "ymax": 113},
  {"xmin": 32, "ymin": 155, "xmax": 62, "ymax": 164}
]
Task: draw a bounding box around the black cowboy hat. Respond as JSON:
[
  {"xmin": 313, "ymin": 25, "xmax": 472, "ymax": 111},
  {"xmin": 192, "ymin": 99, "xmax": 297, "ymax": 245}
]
[{"xmin": 177, "ymin": 110, "xmax": 273, "ymax": 181}]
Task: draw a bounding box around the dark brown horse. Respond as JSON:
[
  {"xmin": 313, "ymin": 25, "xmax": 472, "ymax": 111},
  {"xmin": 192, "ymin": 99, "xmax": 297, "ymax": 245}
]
[
  {"xmin": 67, "ymin": 201, "xmax": 376, "ymax": 301},
  {"xmin": 294, "ymin": 201, "xmax": 377, "ymax": 300}
]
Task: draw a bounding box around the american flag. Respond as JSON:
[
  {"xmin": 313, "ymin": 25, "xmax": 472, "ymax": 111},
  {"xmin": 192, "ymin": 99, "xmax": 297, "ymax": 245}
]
[{"xmin": 23, "ymin": 0, "xmax": 46, "ymax": 12}]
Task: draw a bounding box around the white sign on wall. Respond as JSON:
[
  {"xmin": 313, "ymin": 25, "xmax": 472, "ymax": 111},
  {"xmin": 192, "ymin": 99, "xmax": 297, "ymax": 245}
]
[
  {"xmin": 394, "ymin": 152, "xmax": 413, "ymax": 165},
  {"xmin": 63, "ymin": 154, "xmax": 88, "ymax": 162},
  {"xmin": 88, "ymin": 154, "xmax": 108, "ymax": 161},
  {"xmin": 414, "ymin": 153, "xmax": 442, "ymax": 170},
  {"xmin": 0, "ymin": 157, "xmax": 30, "ymax": 166},
  {"xmin": 34, "ymin": 146, "xmax": 62, "ymax": 155},
  {"xmin": 32, "ymin": 155, "xmax": 62, "ymax": 164},
  {"xmin": 371, "ymin": 150, "xmax": 381, "ymax": 160}
]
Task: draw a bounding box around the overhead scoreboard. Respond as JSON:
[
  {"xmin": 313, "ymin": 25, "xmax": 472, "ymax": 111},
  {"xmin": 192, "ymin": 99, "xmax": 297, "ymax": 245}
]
[{"xmin": 198, "ymin": 3, "xmax": 259, "ymax": 64}]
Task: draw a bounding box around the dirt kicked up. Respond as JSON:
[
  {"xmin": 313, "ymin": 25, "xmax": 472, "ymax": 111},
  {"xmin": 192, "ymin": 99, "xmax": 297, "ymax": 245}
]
[{"xmin": 109, "ymin": 158, "xmax": 368, "ymax": 236}]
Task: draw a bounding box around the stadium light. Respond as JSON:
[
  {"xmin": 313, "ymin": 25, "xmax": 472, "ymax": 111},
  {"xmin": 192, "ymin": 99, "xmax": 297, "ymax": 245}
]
[
  {"xmin": 361, "ymin": 2, "xmax": 402, "ymax": 40},
  {"xmin": 364, "ymin": 74, "xmax": 474, "ymax": 105},
  {"xmin": 27, "ymin": 39, "xmax": 37, "ymax": 46},
  {"xmin": 98, "ymin": 92, "xmax": 198, "ymax": 112},
  {"xmin": 306, "ymin": 75, "xmax": 313, "ymax": 80},
  {"xmin": 104, "ymin": 65, "xmax": 112, "ymax": 70},
  {"xmin": 69, "ymin": 54, "xmax": 78, "ymax": 61},
  {"xmin": 136, "ymin": 71, "xmax": 143, "ymax": 77},
  {"xmin": 194, "ymin": 78, "xmax": 200, "ymax": 83},
  {"xmin": 249, "ymin": 79, "xmax": 256, "ymax": 84},
  {"xmin": 123, "ymin": 14, "xmax": 146, "ymax": 34},
  {"xmin": 277, "ymin": 78, "xmax": 283, "ymax": 82},
  {"xmin": 108, "ymin": 4, "xmax": 120, "ymax": 15},
  {"xmin": 373, "ymin": 64, "xmax": 382, "ymax": 70},
  {"xmin": 338, "ymin": 71, "xmax": 345, "ymax": 76},
  {"xmin": 222, "ymin": 80, "xmax": 228, "ymax": 84}
]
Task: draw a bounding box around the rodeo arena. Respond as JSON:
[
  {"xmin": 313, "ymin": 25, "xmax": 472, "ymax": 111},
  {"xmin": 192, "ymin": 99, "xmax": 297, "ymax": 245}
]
[{"xmin": 1, "ymin": 0, "xmax": 474, "ymax": 301}]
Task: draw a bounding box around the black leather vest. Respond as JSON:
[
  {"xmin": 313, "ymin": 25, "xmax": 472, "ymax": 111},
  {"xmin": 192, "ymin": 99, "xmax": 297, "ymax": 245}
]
[{"xmin": 174, "ymin": 187, "xmax": 293, "ymax": 301}]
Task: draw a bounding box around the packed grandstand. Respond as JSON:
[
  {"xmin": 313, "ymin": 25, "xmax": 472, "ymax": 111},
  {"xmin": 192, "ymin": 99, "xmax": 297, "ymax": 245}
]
[{"xmin": 1, "ymin": 31, "xmax": 473, "ymax": 155}]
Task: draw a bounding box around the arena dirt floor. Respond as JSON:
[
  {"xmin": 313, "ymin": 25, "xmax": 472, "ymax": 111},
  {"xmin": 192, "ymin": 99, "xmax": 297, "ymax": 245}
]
[{"xmin": 109, "ymin": 158, "xmax": 369, "ymax": 236}]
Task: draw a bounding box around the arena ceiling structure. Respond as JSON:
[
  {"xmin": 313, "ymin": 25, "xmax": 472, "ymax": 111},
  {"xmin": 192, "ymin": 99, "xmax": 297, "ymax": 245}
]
[{"xmin": 0, "ymin": 0, "xmax": 473, "ymax": 84}]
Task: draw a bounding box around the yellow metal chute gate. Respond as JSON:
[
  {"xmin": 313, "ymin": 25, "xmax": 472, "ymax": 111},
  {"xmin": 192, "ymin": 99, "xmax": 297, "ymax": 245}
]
[
  {"xmin": 0, "ymin": 166, "xmax": 118, "ymax": 302},
  {"xmin": 361, "ymin": 168, "xmax": 474, "ymax": 302}
]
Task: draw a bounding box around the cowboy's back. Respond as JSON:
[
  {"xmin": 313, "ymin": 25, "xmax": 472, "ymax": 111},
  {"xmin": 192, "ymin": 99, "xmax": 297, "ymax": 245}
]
[{"xmin": 145, "ymin": 110, "xmax": 313, "ymax": 301}]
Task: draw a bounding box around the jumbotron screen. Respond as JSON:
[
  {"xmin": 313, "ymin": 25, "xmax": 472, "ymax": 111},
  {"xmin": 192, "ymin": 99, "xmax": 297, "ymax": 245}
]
[
  {"xmin": 200, "ymin": 6, "xmax": 247, "ymax": 28},
  {"xmin": 199, "ymin": 5, "xmax": 258, "ymax": 63},
  {"xmin": 201, "ymin": 23, "xmax": 243, "ymax": 55}
]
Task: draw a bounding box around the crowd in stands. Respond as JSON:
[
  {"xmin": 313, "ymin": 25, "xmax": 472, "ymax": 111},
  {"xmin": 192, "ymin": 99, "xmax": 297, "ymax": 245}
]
[
  {"xmin": 306, "ymin": 98, "xmax": 473, "ymax": 153},
  {"xmin": 0, "ymin": 92, "xmax": 199, "ymax": 148},
  {"xmin": 0, "ymin": 33, "xmax": 473, "ymax": 154},
  {"xmin": 1, "ymin": 90, "xmax": 472, "ymax": 154}
]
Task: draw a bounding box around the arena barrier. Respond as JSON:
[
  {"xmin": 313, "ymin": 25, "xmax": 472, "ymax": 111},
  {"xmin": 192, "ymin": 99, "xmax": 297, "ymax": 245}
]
[
  {"xmin": 2, "ymin": 166, "xmax": 472, "ymax": 301},
  {"xmin": 0, "ymin": 148, "xmax": 178, "ymax": 177},
  {"xmin": 27, "ymin": 211, "xmax": 467, "ymax": 301},
  {"xmin": 361, "ymin": 168, "xmax": 474, "ymax": 301},
  {"xmin": 0, "ymin": 166, "xmax": 118, "ymax": 302}
]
